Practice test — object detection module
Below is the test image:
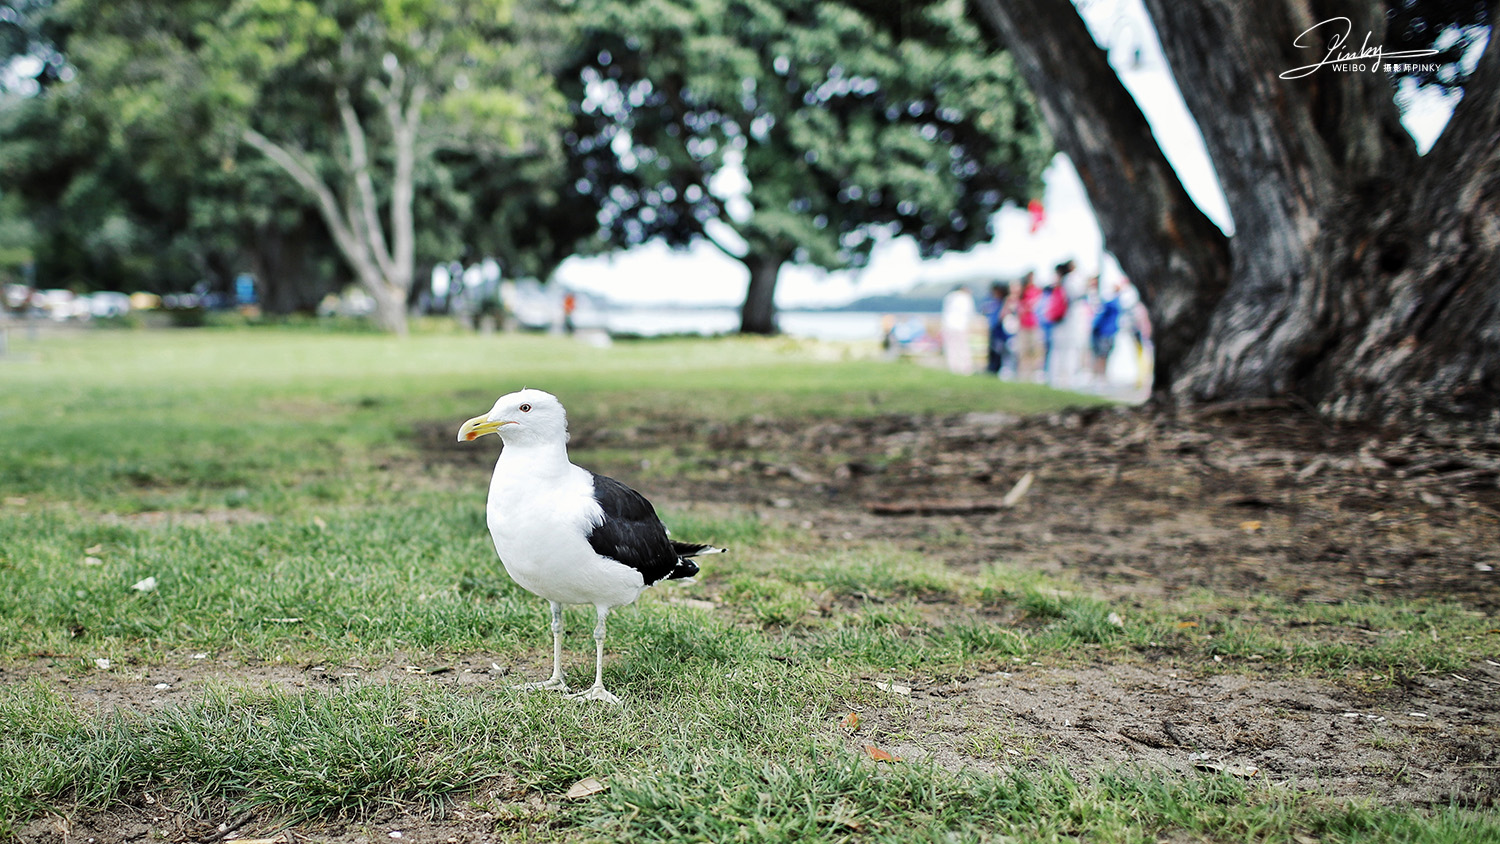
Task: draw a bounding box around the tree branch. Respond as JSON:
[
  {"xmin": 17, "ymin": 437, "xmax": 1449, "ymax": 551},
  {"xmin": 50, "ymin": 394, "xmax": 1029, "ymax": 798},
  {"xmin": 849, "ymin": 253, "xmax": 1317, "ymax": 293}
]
[
  {"xmin": 241, "ymin": 127, "xmax": 379, "ymax": 284},
  {"xmin": 1141, "ymin": 1, "xmax": 1413, "ymax": 214},
  {"xmin": 393, "ymin": 79, "xmax": 426, "ymax": 291},
  {"xmin": 700, "ymin": 221, "xmax": 748, "ymax": 262},
  {"xmin": 337, "ymin": 87, "xmax": 397, "ymax": 285}
]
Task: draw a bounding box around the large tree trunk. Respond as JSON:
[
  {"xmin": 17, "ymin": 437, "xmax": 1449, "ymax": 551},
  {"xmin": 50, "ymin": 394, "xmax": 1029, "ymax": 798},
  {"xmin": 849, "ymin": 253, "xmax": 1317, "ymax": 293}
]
[
  {"xmin": 1308, "ymin": 26, "xmax": 1500, "ymax": 425},
  {"xmin": 971, "ymin": 0, "xmax": 1233, "ymax": 390},
  {"xmin": 739, "ymin": 252, "xmax": 787, "ymax": 335},
  {"xmin": 973, "ymin": 0, "xmax": 1500, "ymax": 431}
]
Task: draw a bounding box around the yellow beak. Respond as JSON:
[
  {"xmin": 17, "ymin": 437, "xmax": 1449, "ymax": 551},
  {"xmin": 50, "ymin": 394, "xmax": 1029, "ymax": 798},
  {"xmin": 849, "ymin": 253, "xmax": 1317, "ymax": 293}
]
[{"xmin": 457, "ymin": 415, "xmax": 512, "ymax": 442}]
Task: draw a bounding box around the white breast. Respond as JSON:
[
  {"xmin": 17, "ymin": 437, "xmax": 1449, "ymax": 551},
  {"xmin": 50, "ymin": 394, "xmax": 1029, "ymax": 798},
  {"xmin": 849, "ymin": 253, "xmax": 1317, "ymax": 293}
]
[{"xmin": 486, "ymin": 455, "xmax": 647, "ymax": 608}]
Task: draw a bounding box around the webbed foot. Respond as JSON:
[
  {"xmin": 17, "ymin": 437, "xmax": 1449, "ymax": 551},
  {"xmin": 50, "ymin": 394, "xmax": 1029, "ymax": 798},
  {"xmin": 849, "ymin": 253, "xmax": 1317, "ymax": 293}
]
[{"xmin": 567, "ymin": 683, "xmax": 622, "ymax": 705}]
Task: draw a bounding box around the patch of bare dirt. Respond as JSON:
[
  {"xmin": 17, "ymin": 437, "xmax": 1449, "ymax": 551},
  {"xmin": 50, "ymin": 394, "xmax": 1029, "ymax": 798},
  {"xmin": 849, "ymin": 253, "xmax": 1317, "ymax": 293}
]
[
  {"xmin": 851, "ymin": 661, "xmax": 1499, "ymax": 808},
  {"xmin": 0, "ymin": 653, "xmax": 522, "ymax": 720},
  {"xmin": 97, "ymin": 510, "xmax": 272, "ymax": 529},
  {"xmin": 17, "ymin": 799, "xmax": 528, "ymax": 844},
  {"xmin": 533, "ymin": 401, "xmax": 1500, "ymax": 609}
]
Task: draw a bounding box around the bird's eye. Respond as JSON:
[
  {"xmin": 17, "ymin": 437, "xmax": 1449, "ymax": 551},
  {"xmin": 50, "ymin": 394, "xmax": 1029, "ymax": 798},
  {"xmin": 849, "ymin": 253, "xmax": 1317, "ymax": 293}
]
[{"xmin": 519, "ymin": 403, "xmax": 532, "ymax": 413}]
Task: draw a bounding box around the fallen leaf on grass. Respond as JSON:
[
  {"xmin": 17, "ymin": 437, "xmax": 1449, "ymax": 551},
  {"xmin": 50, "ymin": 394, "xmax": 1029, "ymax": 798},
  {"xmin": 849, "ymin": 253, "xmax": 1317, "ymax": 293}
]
[
  {"xmin": 840, "ymin": 712, "xmax": 861, "ymax": 734},
  {"xmin": 1000, "ymin": 472, "xmax": 1034, "ymax": 507},
  {"xmin": 566, "ymin": 777, "xmax": 608, "ymax": 799},
  {"xmin": 1238, "ymin": 520, "xmax": 1262, "ymax": 533},
  {"xmin": 864, "ymin": 745, "xmax": 900, "ymax": 763},
  {"xmin": 1176, "ymin": 621, "xmax": 1198, "ymax": 629}
]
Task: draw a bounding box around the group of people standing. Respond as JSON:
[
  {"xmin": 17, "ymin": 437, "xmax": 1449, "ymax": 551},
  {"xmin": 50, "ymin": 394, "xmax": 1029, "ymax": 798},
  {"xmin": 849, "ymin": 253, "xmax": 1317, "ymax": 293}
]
[{"xmin": 939, "ymin": 259, "xmax": 1151, "ymax": 388}]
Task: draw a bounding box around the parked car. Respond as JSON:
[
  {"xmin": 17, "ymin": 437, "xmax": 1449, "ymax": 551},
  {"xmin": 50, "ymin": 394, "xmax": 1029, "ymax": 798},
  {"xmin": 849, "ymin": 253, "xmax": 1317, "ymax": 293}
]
[
  {"xmin": 37, "ymin": 289, "xmax": 82, "ymax": 321},
  {"xmin": 87, "ymin": 292, "xmax": 132, "ymax": 318}
]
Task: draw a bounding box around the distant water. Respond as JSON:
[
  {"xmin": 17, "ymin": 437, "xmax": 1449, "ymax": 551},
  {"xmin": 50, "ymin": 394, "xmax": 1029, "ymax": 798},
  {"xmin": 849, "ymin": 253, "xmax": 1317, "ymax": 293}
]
[{"xmin": 600, "ymin": 308, "xmax": 895, "ymax": 342}]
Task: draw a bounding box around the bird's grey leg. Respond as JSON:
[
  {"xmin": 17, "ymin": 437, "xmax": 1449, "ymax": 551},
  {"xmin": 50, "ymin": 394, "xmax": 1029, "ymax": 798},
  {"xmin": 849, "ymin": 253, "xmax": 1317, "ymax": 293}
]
[
  {"xmin": 569, "ymin": 605, "xmax": 621, "ymax": 705},
  {"xmin": 515, "ymin": 601, "xmax": 570, "ymax": 693}
]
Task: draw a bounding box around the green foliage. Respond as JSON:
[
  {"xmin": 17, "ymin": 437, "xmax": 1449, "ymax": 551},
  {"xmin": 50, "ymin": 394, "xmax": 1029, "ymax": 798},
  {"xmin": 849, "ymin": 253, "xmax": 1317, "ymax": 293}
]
[
  {"xmin": 0, "ymin": 0, "xmax": 334, "ymax": 297},
  {"xmin": 0, "ymin": 0, "xmax": 577, "ymax": 304},
  {"xmin": 0, "ymin": 190, "xmax": 36, "ymax": 277},
  {"xmin": 559, "ymin": 0, "xmax": 1051, "ymax": 275}
]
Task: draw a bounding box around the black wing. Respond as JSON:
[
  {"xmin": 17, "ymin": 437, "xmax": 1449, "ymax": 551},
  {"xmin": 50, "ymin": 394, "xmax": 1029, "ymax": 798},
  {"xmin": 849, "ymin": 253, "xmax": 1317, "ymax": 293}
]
[{"xmin": 585, "ymin": 472, "xmax": 692, "ymax": 585}]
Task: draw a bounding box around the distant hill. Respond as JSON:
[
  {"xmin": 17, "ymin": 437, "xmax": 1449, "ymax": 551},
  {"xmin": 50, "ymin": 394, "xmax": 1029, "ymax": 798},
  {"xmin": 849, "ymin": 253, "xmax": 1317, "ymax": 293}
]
[
  {"xmin": 581, "ymin": 274, "xmax": 1015, "ymax": 314},
  {"xmin": 817, "ymin": 294, "xmax": 945, "ymax": 313},
  {"xmin": 810, "ymin": 275, "xmax": 1012, "ymax": 313}
]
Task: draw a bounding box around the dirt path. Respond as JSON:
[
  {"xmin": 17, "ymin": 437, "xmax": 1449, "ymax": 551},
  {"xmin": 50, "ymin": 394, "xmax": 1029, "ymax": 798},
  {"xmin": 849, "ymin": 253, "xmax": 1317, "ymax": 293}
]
[{"xmin": 547, "ymin": 402, "xmax": 1500, "ymax": 610}]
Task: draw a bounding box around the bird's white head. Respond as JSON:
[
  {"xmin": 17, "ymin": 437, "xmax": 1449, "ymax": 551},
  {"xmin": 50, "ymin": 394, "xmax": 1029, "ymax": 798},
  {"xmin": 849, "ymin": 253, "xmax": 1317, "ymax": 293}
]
[{"xmin": 457, "ymin": 388, "xmax": 568, "ymax": 447}]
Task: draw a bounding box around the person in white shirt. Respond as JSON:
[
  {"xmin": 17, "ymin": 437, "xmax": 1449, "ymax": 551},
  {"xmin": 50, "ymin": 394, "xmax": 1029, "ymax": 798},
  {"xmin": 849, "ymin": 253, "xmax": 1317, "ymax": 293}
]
[{"xmin": 941, "ymin": 285, "xmax": 978, "ymax": 376}]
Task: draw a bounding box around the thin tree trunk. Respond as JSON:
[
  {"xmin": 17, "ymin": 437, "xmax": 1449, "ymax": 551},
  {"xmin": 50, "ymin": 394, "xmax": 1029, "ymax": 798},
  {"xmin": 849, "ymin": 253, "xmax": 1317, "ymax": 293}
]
[
  {"xmin": 739, "ymin": 252, "xmax": 786, "ymax": 335},
  {"xmin": 366, "ymin": 281, "xmax": 409, "ymax": 336},
  {"xmin": 251, "ymin": 221, "xmax": 329, "ymax": 315},
  {"xmin": 241, "ymin": 71, "xmax": 422, "ymax": 337}
]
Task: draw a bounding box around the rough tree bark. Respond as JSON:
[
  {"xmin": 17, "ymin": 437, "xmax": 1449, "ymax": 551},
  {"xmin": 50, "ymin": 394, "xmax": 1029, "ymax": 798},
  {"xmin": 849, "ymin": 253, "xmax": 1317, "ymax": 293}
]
[{"xmin": 972, "ymin": 0, "xmax": 1500, "ymax": 431}]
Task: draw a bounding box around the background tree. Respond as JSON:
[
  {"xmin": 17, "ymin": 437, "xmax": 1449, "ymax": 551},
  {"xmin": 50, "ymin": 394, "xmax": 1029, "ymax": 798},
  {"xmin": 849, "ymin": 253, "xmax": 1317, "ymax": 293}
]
[
  {"xmin": 0, "ymin": 0, "xmax": 345, "ymax": 306},
  {"xmin": 968, "ymin": 0, "xmax": 1498, "ymax": 429},
  {"xmin": 2, "ymin": 1, "xmax": 223, "ymax": 293},
  {"xmin": 206, "ymin": 0, "xmax": 570, "ymax": 335},
  {"xmin": 2, "ymin": 0, "xmax": 577, "ymax": 322},
  {"xmin": 561, "ymin": 0, "xmax": 1050, "ymax": 334}
]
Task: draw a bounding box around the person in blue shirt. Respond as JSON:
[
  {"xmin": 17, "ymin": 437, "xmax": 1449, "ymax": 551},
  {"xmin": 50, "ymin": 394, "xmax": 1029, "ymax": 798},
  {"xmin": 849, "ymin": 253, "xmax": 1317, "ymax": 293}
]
[
  {"xmin": 1090, "ymin": 277, "xmax": 1123, "ymax": 383},
  {"xmin": 980, "ymin": 282, "xmax": 1012, "ymax": 376}
]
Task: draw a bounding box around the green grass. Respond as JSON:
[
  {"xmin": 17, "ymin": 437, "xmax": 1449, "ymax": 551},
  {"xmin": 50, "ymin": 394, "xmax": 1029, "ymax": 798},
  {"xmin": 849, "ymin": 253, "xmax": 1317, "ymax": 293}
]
[
  {"xmin": 5, "ymin": 677, "xmax": 1496, "ymax": 841},
  {"xmin": 0, "ymin": 326, "xmax": 1495, "ymax": 839}
]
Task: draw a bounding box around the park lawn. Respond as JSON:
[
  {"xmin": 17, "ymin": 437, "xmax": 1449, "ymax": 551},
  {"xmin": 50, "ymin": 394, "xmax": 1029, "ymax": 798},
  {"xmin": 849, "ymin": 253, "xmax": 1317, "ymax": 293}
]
[{"xmin": 0, "ymin": 326, "xmax": 1495, "ymax": 841}]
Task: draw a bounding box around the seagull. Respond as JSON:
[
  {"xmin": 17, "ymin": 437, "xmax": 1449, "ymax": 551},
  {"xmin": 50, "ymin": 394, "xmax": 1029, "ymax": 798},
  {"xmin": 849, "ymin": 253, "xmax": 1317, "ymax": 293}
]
[{"xmin": 458, "ymin": 389, "xmax": 722, "ymax": 704}]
